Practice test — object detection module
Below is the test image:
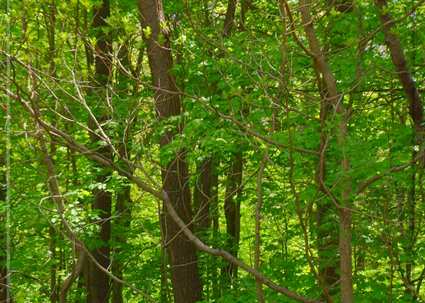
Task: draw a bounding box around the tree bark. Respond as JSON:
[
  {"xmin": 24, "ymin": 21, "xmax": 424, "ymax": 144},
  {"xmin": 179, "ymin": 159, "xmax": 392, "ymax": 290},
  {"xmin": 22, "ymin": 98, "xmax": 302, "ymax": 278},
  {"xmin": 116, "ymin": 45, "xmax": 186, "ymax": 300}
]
[
  {"xmin": 221, "ymin": 1, "xmax": 244, "ymax": 291},
  {"xmin": 84, "ymin": 0, "xmax": 113, "ymax": 302},
  {"xmin": 375, "ymin": 0, "xmax": 424, "ymax": 138},
  {"xmin": 223, "ymin": 0, "xmax": 237, "ymax": 36},
  {"xmin": 298, "ymin": 0, "xmax": 353, "ymax": 301},
  {"xmin": 138, "ymin": 1, "xmax": 203, "ymax": 302},
  {"xmin": 193, "ymin": 158, "xmax": 216, "ymax": 231},
  {"xmin": 375, "ymin": 0, "xmax": 424, "ymax": 297},
  {"xmin": 193, "ymin": 157, "xmax": 218, "ymax": 300},
  {"xmin": 111, "ymin": 185, "xmax": 131, "ymax": 303}
]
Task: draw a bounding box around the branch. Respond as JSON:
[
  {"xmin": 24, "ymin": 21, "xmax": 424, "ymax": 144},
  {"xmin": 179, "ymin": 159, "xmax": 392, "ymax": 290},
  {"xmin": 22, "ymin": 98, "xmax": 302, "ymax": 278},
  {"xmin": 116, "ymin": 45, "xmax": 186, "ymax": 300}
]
[
  {"xmin": 16, "ymin": 89, "xmax": 322, "ymax": 303},
  {"xmin": 356, "ymin": 151, "xmax": 424, "ymax": 194},
  {"xmin": 162, "ymin": 190, "xmax": 322, "ymax": 303}
]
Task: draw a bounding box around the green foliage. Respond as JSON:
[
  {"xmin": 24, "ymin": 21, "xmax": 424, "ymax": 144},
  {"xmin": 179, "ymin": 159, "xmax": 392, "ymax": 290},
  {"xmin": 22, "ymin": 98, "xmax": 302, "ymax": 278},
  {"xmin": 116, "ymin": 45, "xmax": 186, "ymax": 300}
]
[{"xmin": 1, "ymin": 0, "xmax": 425, "ymax": 302}]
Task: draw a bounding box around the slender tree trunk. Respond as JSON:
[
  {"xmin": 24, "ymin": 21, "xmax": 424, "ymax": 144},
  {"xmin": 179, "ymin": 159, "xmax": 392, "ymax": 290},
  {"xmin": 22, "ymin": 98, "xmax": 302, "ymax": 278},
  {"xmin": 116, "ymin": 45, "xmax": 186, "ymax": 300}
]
[
  {"xmin": 210, "ymin": 168, "xmax": 220, "ymax": 301},
  {"xmin": 375, "ymin": 0, "xmax": 424, "ymax": 137},
  {"xmin": 375, "ymin": 0, "xmax": 424, "ymax": 297},
  {"xmin": 223, "ymin": 0, "xmax": 237, "ymax": 36},
  {"xmin": 221, "ymin": 1, "xmax": 244, "ymax": 292},
  {"xmin": 299, "ymin": 0, "xmax": 353, "ymax": 301},
  {"xmin": 239, "ymin": 0, "xmax": 252, "ymax": 30},
  {"xmin": 193, "ymin": 158, "xmax": 215, "ymax": 231},
  {"xmin": 111, "ymin": 29, "xmax": 135, "ymax": 303},
  {"xmin": 193, "ymin": 158, "xmax": 218, "ymax": 299},
  {"xmin": 222, "ymin": 152, "xmax": 243, "ymax": 287},
  {"xmin": 138, "ymin": 1, "xmax": 203, "ymax": 302},
  {"xmin": 43, "ymin": 1, "xmax": 59, "ymax": 301},
  {"xmin": 315, "ymin": 80, "xmax": 339, "ymax": 297},
  {"xmin": 84, "ymin": 0, "xmax": 113, "ymax": 302},
  {"xmin": 111, "ymin": 185, "xmax": 131, "ymax": 303},
  {"xmin": 254, "ymin": 153, "xmax": 267, "ymax": 303}
]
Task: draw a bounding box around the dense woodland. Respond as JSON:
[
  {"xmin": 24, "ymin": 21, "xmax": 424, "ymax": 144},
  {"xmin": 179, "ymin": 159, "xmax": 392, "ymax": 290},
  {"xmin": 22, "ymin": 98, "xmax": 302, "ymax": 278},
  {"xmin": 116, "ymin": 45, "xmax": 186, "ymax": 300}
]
[{"xmin": 1, "ymin": 0, "xmax": 425, "ymax": 302}]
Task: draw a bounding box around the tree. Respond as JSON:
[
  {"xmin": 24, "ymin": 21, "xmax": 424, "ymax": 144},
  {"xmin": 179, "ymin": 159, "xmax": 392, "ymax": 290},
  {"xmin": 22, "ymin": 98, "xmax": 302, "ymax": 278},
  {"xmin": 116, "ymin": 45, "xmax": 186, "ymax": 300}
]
[
  {"xmin": 138, "ymin": 1, "xmax": 203, "ymax": 302},
  {"xmin": 2, "ymin": 0, "xmax": 425, "ymax": 302}
]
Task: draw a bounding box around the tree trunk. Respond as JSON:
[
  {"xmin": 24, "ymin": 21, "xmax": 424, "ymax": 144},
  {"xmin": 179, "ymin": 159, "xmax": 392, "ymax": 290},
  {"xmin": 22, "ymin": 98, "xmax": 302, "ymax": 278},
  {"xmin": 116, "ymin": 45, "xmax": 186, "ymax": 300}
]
[
  {"xmin": 375, "ymin": 0, "xmax": 424, "ymax": 138},
  {"xmin": 43, "ymin": 2, "xmax": 59, "ymax": 301},
  {"xmin": 194, "ymin": 158, "xmax": 216, "ymax": 231},
  {"xmin": 112, "ymin": 185, "xmax": 131, "ymax": 303},
  {"xmin": 138, "ymin": 1, "xmax": 203, "ymax": 302},
  {"xmin": 193, "ymin": 158, "xmax": 219, "ymax": 299},
  {"xmin": 222, "ymin": 152, "xmax": 243, "ymax": 287},
  {"xmin": 85, "ymin": 0, "xmax": 113, "ymax": 302},
  {"xmin": 223, "ymin": 0, "xmax": 237, "ymax": 36},
  {"xmin": 299, "ymin": 0, "xmax": 353, "ymax": 301},
  {"xmin": 221, "ymin": 1, "xmax": 244, "ymax": 291},
  {"xmin": 375, "ymin": 0, "xmax": 424, "ymax": 297},
  {"xmin": 239, "ymin": 0, "xmax": 252, "ymax": 30}
]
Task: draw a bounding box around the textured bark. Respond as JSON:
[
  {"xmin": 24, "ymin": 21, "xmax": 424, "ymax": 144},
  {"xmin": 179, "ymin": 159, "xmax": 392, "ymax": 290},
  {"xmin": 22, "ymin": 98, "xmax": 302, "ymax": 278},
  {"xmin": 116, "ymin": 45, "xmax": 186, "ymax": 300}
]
[
  {"xmin": 138, "ymin": 1, "xmax": 203, "ymax": 302},
  {"xmin": 85, "ymin": 0, "xmax": 113, "ymax": 302}
]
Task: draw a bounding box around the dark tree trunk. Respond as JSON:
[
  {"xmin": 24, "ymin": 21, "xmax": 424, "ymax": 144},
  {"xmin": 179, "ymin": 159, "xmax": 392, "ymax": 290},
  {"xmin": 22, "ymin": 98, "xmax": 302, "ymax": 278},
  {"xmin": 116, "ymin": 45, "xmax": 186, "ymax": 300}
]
[
  {"xmin": 327, "ymin": 0, "xmax": 353, "ymax": 12},
  {"xmin": 239, "ymin": 0, "xmax": 252, "ymax": 30},
  {"xmin": 221, "ymin": 1, "xmax": 244, "ymax": 291},
  {"xmin": 315, "ymin": 87, "xmax": 339, "ymax": 296},
  {"xmin": 86, "ymin": 179, "xmax": 112, "ymax": 303},
  {"xmin": 193, "ymin": 158, "xmax": 219, "ymax": 300},
  {"xmin": 138, "ymin": 1, "xmax": 203, "ymax": 302},
  {"xmin": 223, "ymin": 0, "xmax": 237, "ymax": 36},
  {"xmin": 112, "ymin": 185, "xmax": 131, "ymax": 303},
  {"xmin": 375, "ymin": 0, "xmax": 424, "ymax": 297},
  {"xmin": 375, "ymin": 0, "xmax": 424, "ymax": 139},
  {"xmin": 84, "ymin": 0, "xmax": 113, "ymax": 302},
  {"xmin": 222, "ymin": 152, "xmax": 243, "ymax": 287},
  {"xmin": 111, "ymin": 26, "xmax": 135, "ymax": 303},
  {"xmin": 193, "ymin": 158, "xmax": 216, "ymax": 231}
]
